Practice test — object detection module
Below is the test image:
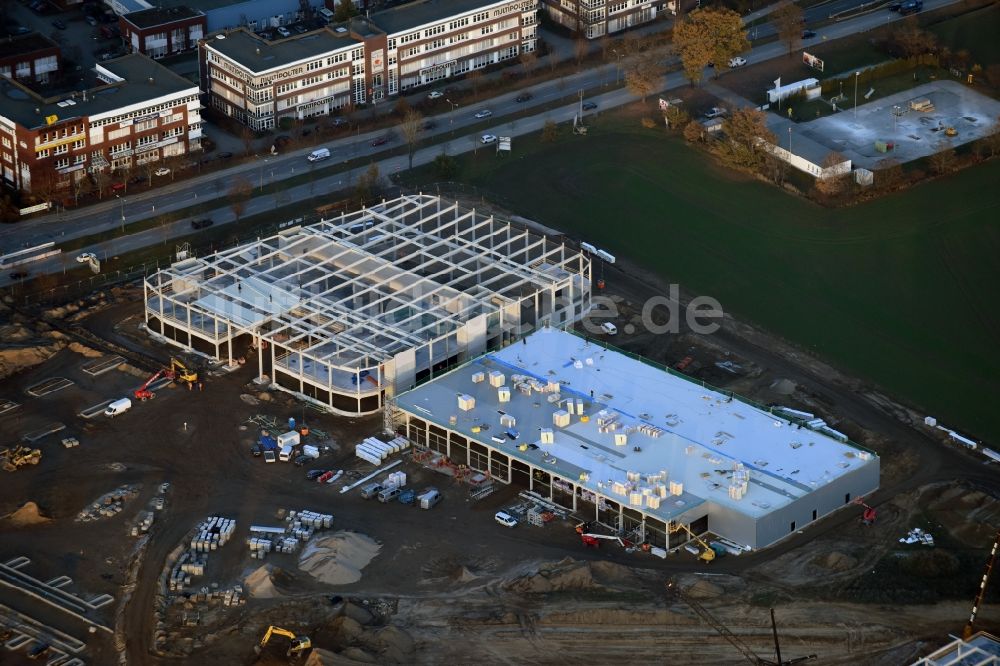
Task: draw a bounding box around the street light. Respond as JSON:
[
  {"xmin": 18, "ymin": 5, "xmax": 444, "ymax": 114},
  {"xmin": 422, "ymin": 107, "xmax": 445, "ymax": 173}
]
[
  {"xmin": 611, "ymin": 49, "xmax": 624, "ymax": 84},
  {"xmin": 445, "ymin": 98, "xmax": 458, "ymax": 138},
  {"xmin": 115, "ymin": 194, "xmax": 126, "ymax": 233},
  {"xmin": 854, "ymin": 71, "xmax": 860, "ymax": 120}
]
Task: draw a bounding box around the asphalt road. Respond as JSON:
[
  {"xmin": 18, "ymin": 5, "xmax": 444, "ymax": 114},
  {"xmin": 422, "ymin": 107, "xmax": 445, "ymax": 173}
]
[{"xmin": 0, "ymin": 0, "xmax": 962, "ymax": 288}]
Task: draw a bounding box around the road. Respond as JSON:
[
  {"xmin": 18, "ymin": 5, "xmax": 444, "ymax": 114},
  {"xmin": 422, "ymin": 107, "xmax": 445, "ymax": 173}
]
[
  {"xmin": 0, "ymin": 0, "xmax": 962, "ymax": 288},
  {"xmin": 751, "ymin": 0, "xmax": 900, "ymax": 40}
]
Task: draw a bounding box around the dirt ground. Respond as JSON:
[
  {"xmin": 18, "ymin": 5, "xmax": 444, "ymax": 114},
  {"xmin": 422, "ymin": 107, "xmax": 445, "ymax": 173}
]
[{"xmin": 1, "ymin": 249, "xmax": 999, "ymax": 666}]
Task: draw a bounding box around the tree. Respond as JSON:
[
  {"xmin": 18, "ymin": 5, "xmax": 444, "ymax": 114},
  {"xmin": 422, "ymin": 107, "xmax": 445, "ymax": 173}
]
[
  {"xmin": 71, "ymin": 172, "xmax": 92, "ymax": 206},
  {"xmin": 664, "ymin": 105, "xmax": 690, "ymax": 130},
  {"xmin": 983, "ymin": 116, "xmax": 1000, "ymax": 158},
  {"xmin": 683, "ymin": 120, "xmax": 704, "ymax": 143},
  {"xmin": 672, "ymin": 8, "xmax": 749, "ymax": 85},
  {"xmin": 92, "ymin": 169, "xmax": 109, "ymax": 200},
  {"xmin": 625, "ymin": 55, "xmax": 662, "ymax": 102},
  {"xmin": 541, "ymin": 120, "xmax": 558, "ymax": 142},
  {"xmin": 714, "ymin": 108, "xmax": 775, "ymax": 171},
  {"xmin": 891, "ymin": 20, "xmax": 937, "ymax": 58},
  {"xmin": 333, "ymin": 0, "xmax": 358, "ymax": 22},
  {"xmin": 399, "ymin": 109, "xmax": 423, "ymax": 171},
  {"xmin": 928, "ymin": 147, "xmax": 957, "ymax": 175},
  {"xmin": 574, "ymin": 38, "xmax": 589, "ymax": 67},
  {"xmin": 519, "ymin": 50, "xmax": 537, "ymax": 78},
  {"xmin": 813, "ymin": 152, "xmax": 850, "ymax": 197},
  {"xmin": 874, "ymin": 157, "xmax": 903, "ymax": 191},
  {"xmin": 356, "ymin": 163, "xmax": 380, "ymax": 203},
  {"xmin": 771, "ymin": 2, "xmax": 804, "ymax": 56},
  {"xmin": 433, "ymin": 154, "xmax": 458, "ymax": 180},
  {"xmin": 240, "ymin": 126, "xmax": 255, "ymax": 156},
  {"xmin": 228, "ymin": 176, "xmax": 252, "ymax": 222},
  {"xmin": 468, "ymin": 70, "xmax": 484, "ymax": 96},
  {"xmin": 599, "ymin": 34, "xmax": 612, "ymax": 61}
]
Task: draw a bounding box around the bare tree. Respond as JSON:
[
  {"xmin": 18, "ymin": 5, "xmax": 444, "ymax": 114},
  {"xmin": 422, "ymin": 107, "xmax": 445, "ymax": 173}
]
[
  {"xmin": 519, "ymin": 50, "xmax": 538, "ymax": 78},
  {"xmin": 928, "ymin": 146, "xmax": 957, "ymax": 174},
  {"xmin": 599, "ymin": 34, "xmax": 612, "ymax": 61},
  {"xmin": 625, "ymin": 55, "xmax": 662, "ymax": 102},
  {"xmin": 92, "ymin": 169, "xmax": 109, "ymax": 200},
  {"xmin": 468, "ymin": 70, "xmax": 484, "ymax": 96},
  {"xmin": 541, "ymin": 120, "xmax": 558, "ymax": 143},
  {"xmin": 891, "ymin": 19, "xmax": 938, "ymax": 57},
  {"xmin": 72, "ymin": 172, "xmax": 93, "ymax": 205},
  {"xmin": 874, "ymin": 157, "xmax": 903, "ymax": 191},
  {"xmin": 813, "ymin": 152, "xmax": 850, "ymax": 197},
  {"xmin": 771, "ymin": 2, "xmax": 804, "ymax": 56},
  {"xmin": 240, "ymin": 126, "xmax": 255, "ymax": 157},
  {"xmin": 356, "ymin": 163, "xmax": 380, "ymax": 203},
  {"xmin": 574, "ymin": 38, "xmax": 589, "ymax": 67},
  {"xmin": 399, "ymin": 109, "xmax": 423, "ymax": 171},
  {"xmin": 228, "ymin": 176, "xmax": 252, "ymax": 222}
]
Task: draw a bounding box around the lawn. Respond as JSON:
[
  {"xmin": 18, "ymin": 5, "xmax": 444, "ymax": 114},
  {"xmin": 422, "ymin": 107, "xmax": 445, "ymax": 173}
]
[
  {"xmin": 401, "ymin": 119, "xmax": 1000, "ymax": 444},
  {"xmin": 930, "ymin": 3, "xmax": 1000, "ymax": 66}
]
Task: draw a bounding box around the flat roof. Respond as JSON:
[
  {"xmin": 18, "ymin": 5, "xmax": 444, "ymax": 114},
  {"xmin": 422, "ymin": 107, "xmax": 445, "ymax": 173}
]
[
  {"xmin": 123, "ymin": 6, "xmax": 204, "ymax": 29},
  {"xmin": 397, "ymin": 328, "xmax": 878, "ymax": 524},
  {"xmin": 0, "ymin": 54, "xmax": 197, "ymax": 130},
  {"xmin": 373, "ymin": 0, "xmax": 513, "ymax": 36},
  {"xmin": 0, "ymin": 33, "xmax": 57, "ymax": 59},
  {"xmin": 912, "ymin": 632, "xmax": 1000, "ymax": 665},
  {"xmin": 205, "ymin": 28, "xmax": 359, "ymax": 73},
  {"xmin": 148, "ymin": 195, "xmax": 587, "ymax": 369}
]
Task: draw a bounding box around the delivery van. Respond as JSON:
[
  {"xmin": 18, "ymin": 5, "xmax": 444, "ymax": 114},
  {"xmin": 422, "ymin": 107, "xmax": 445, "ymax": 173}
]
[
  {"xmin": 104, "ymin": 397, "xmax": 132, "ymax": 417},
  {"xmin": 419, "ymin": 489, "xmax": 441, "ymax": 509},
  {"xmin": 279, "ymin": 444, "xmax": 294, "ymax": 462},
  {"xmin": 307, "ymin": 148, "xmax": 330, "ymax": 162}
]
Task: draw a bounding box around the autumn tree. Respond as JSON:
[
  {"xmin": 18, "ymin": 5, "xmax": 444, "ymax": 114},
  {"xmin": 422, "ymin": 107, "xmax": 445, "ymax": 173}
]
[
  {"xmin": 356, "ymin": 163, "xmax": 380, "ymax": 203},
  {"xmin": 625, "ymin": 54, "xmax": 662, "ymax": 102},
  {"xmin": 541, "ymin": 120, "xmax": 558, "ymax": 142},
  {"xmin": 928, "ymin": 147, "xmax": 957, "ymax": 174},
  {"xmin": 574, "ymin": 38, "xmax": 589, "ymax": 67},
  {"xmin": 399, "ymin": 108, "xmax": 423, "ymax": 171},
  {"xmin": 664, "ymin": 105, "xmax": 690, "ymax": 130},
  {"xmin": 433, "ymin": 153, "xmax": 458, "ymax": 179},
  {"xmin": 813, "ymin": 152, "xmax": 851, "ymax": 197},
  {"xmin": 714, "ymin": 108, "xmax": 775, "ymax": 171},
  {"xmin": 228, "ymin": 176, "xmax": 252, "ymax": 222},
  {"xmin": 333, "ymin": 0, "xmax": 358, "ymax": 22},
  {"xmin": 683, "ymin": 120, "xmax": 704, "ymax": 143},
  {"xmin": 891, "ymin": 19, "xmax": 938, "ymax": 58},
  {"xmin": 519, "ymin": 50, "xmax": 537, "ymax": 77},
  {"xmin": 672, "ymin": 8, "xmax": 749, "ymax": 85},
  {"xmin": 771, "ymin": 2, "xmax": 804, "ymax": 56},
  {"xmin": 874, "ymin": 157, "xmax": 903, "ymax": 191},
  {"xmin": 72, "ymin": 172, "xmax": 92, "ymax": 205}
]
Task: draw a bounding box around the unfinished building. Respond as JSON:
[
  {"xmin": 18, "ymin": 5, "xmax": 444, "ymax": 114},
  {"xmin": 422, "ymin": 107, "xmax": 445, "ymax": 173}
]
[
  {"xmin": 395, "ymin": 328, "xmax": 880, "ymax": 550},
  {"xmin": 143, "ymin": 195, "xmax": 592, "ymax": 415}
]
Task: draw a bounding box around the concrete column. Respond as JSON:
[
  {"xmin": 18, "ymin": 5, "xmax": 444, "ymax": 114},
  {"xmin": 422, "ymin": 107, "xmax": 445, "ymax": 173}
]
[{"xmin": 185, "ymin": 303, "xmax": 192, "ymax": 347}]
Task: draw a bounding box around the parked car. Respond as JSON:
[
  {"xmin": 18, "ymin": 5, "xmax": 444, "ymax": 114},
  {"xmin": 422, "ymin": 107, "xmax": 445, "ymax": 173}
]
[
  {"xmin": 306, "ymin": 469, "xmax": 327, "ymax": 480},
  {"xmin": 360, "ymin": 483, "xmax": 383, "ymax": 499},
  {"xmin": 75, "ymin": 252, "xmax": 97, "ymax": 263},
  {"xmin": 515, "ymin": 92, "xmax": 532, "ymax": 103},
  {"xmin": 293, "ymin": 454, "xmax": 311, "ymax": 466},
  {"xmin": 9, "ymin": 271, "xmax": 28, "ymax": 280},
  {"xmin": 480, "ymin": 134, "xmax": 497, "ymax": 144},
  {"xmin": 421, "ymin": 120, "xmax": 437, "ymax": 131},
  {"xmin": 582, "ymin": 101, "xmax": 597, "ymax": 110},
  {"xmin": 154, "ymin": 167, "xmax": 170, "ymax": 176},
  {"xmin": 398, "ymin": 489, "xmax": 416, "ymax": 505},
  {"xmin": 250, "ymin": 442, "xmax": 262, "ymax": 457},
  {"xmin": 371, "ymin": 135, "xmax": 389, "ymax": 147},
  {"xmin": 13, "ymin": 26, "xmax": 32, "ymax": 35},
  {"xmin": 495, "ymin": 511, "xmax": 518, "ymax": 528},
  {"xmin": 190, "ymin": 218, "xmax": 213, "ymax": 229},
  {"xmin": 427, "ymin": 91, "xmax": 444, "ymax": 100},
  {"xmin": 888, "ymin": 1, "xmax": 902, "ymax": 9},
  {"xmin": 474, "ymin": 109, "xmax": 492, "ymax": 119},
  {"xmin": 263, "ymin": 450, "xmax": 276, "ymax": 463},
  {"xmin": 704, "ymin": 106, "xmax": 727, "ymax": 119},
  {"xmin": 331, "ymin": 117, "xmax": 349, "ymax": 127},
  {"xmin": 292, "ymin": 24, "xmax": 307, "ymax": 34},
  {"xmin": 51, "ymin": 19, "xmax": 66, "ymax": 30},
  {"xmin": 86, "ymin": 15, "xmax": 98, "ymax": 26},
  {"xmin": 276, "ymin": 26, "xmax": 291, "ymax": 38},
  {"xmin": 728, "ymin": 56, "xmax": 747, "ymax": 68},
  {"xmin": 898, "ymin": 0, "xmax": 922, "ymax": 14},
  {"xmin": 801, "ymin": 29, "xmax": 816, "ymax": 39}
]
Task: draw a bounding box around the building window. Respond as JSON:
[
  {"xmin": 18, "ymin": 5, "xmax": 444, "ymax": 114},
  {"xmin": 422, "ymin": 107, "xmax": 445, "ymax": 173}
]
[
  {"xmin": 812, "ymin": 509, "xmax": 818, "ymax": 521},
  {"xmin": 790, "ymin": 521, "xmax": 796, "ymax": 533},
  {"xmin": 55, "ymin": 157, "xmax": 70, "ymax": 169},
  {"xmin": 844, "ymin": 493, "xmax": 851, "ymax": 504},
  {"xmin": 37, "ymin": 149, "xmax": 50, "ymax": 158},
  {"xmin": 74, "ymin": 154, "xmax": 86, "ymax": 164}
]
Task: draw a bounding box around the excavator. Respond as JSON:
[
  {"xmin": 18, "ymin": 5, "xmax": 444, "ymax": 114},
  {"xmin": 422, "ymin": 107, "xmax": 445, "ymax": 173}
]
[
  {"xmin": 1, "ymin": 446, "xmax": 42, "ymax": 472},
  {"xmin": 258, "ymin": 626, "xmax": 311, "ymax": 657},
  {"xmin": 669, "ymin": 521, "xmax": 716, "ymax": 563},
  {"xmin": 168, "ymin": 357, "xmax": 198, "ymax": 384}
]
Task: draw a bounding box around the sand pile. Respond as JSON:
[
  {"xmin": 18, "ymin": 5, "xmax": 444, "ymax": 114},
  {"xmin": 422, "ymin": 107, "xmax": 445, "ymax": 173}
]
[
  {"xmin": 244, "ymin": 564, "xmax": 281, "ymax": 598},
  {"xmin": 0, "ymin": 342, "xmax": 64, "ymax": 380},
  {"xmin": 299, "ymin": 532, "xmax": 381, "ymax": 585},
  {"xmin": 68, "ymin": 342, "xmax": 103, "ymax": 358},
  {"xmin": 5, "ymin": 502, "xmax": 52, "ymax": 526}
]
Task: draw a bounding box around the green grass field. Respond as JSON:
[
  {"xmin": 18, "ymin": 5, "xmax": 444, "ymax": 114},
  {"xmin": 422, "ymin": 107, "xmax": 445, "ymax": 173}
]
[
  {"xmin": 930, "ymin": 4, "xmax": 1000, "ymax": 66},
  {"xmin": 402, "ymin": 121, "xmax": 1000, "ymax": 443}
]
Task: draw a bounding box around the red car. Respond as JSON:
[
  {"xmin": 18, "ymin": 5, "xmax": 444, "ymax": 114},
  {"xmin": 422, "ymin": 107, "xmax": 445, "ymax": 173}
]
[
  {"xmin": 371, "ymin": 136, "xmax": 389, "ymax": 147},
  {"xmin": 317, "ymin": 471, "xmax": 334, "ymax": 483}
]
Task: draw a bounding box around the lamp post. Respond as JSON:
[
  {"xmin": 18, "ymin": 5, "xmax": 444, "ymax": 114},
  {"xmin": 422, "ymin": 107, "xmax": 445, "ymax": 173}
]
[
  {"xmin": 258, "ymin": 156, "xmax": 268, "ymax": 192},
  {"xmin": 854, "ymin": 71, "xmax": 860, "ymax": 120},
  {"xmin": 612, "ymin": 49, "xmax": 623, "ymax": 84},
  {"xmin": 115, "ymin": 194, "xmax": 125, "ymax": 233},
  {"xmin": 445, "ymin": 98, "xmax": 458, "ymax": 138}
]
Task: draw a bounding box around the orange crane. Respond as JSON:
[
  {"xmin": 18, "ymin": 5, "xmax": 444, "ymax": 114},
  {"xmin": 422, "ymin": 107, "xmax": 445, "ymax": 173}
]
[
  {"xmin": 134, "ymin": 369, "xmax": 167, "ymax": 401},
  {"xmin": 963, "ymin": 530, "xmax": 1000, "ymax": 639},
  {"xmin": 853, "ymin": 496, "xmax": 877, "ymax": 525},
  {"xmin": 666, "ymin": 580, "xmax": 817, "ymax": 665}
]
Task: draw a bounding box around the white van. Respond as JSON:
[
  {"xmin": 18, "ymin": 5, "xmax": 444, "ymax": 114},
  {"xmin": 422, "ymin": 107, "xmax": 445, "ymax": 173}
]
[
  {"xmin": 104, "ymin": 397, "xmax": 132, "ymax": 417},
  {"xmin": 601, "ymin": 322, "xmax": 618, "ymax": 335},
  {"xmin": 279, "ymin": 444, "xmax": 294, "ymax": 462},
  {"xmin": 307, "ymin": 148, "xmax": 330, "ymax": 162},
  {"xmin": 419, "ymin": 489, "xmax": 441, "ymax": 510}
]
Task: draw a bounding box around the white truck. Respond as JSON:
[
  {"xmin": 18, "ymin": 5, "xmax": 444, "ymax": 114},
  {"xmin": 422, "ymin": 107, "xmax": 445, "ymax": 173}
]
[{"xmin": 104, "ymin": 398, "xmax": 132, "ymax": 417}]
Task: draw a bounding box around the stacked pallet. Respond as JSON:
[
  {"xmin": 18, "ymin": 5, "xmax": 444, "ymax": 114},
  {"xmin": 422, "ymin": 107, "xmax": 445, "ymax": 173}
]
[{"xmin": 355, "ymin": 436, "xmax": 410, "ymax": 464}]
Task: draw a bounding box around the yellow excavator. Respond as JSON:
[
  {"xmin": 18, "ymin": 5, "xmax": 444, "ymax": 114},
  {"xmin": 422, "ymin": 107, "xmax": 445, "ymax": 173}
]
[
  {"xmin": 1, "ymin": 446, "xmax": 42, "ymax": 472},
  {"xmin": 669, "ymin": 521, "xmax": 716, "ymax": 563},
  {"xmin": 259, "ymin": 626, "xmax": 311, "ymax": 657},
  {"xmin": 168, "ymin": 357, "xmax": 198, "ymax": 384}
]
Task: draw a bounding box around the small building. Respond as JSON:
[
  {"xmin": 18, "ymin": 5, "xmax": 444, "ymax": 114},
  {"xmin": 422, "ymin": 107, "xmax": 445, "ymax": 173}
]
[
  {"xmin": 120, "ymin": 6, "xmax": 207, "ymax": 59},
  {"xmin": 143, "ymin": 195, "xmax": 591, "ymax": 415},
  {"xmin": 395, "ymin": 327, "xmax": 879, "ymax": 551},
  {"xmin": 761, "ymin": 115, "xmax": 852, "ymax": 180},
  {"xmin": 0, "ymin": 33, "xmax": 60, "ymax": 85},
  {"xmin": 910, "ymin": 631, "xmax": 1000, "ymax": 665},
  {"xmin": 541, "ymin": 0, "xmax": 663, "ymax": 39}
]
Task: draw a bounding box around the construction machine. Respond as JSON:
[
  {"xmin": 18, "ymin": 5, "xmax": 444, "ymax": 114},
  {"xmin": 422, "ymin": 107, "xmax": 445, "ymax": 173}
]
[
  {"xmin": 168, "ymin": 357, "xmax": 198, "ymax": 384},
  {"xmin": 963, "ymin": 530, "xmax": 1000, "ymax": 639},
  {"xmin": 668, "ymin": 521, "xmax": 716, "ymax": 563},
  {"xmin": 134, "ymin": 369, "xmax": 166, "ymax": 401},
  {"xmin": 259, "ymin": 626, "xmax": 311, "ymax": 657},
  {"xmin": 1, "ymin": 446, "xmax": 42, "ymax": 472},
  {"xmin": 666, "ymin": 580, "xmax": 817, "ymax": 665},
  {"xmin": 853, "ymin": 496, "xmax": 877, "ymax": 525}
]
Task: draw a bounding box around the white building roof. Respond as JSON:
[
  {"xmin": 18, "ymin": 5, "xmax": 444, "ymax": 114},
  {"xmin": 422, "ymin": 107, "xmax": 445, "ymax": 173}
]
[{"xmin": 398, "ymin": 328, "xmax": 877, "ymax": 523}]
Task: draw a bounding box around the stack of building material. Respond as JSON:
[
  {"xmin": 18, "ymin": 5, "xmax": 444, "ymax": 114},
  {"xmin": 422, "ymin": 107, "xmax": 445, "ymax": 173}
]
[
  {"xmin": 614, "ymin": 433, "xmax": 628, "ymax": 446},
  {"xmin": 292, "ymin": 510, "xmax": 333, "ymax": 529},
  {"xmin": 498, "ymin": 386, "xmax": 511, "ymax": 402},
  {"xmin": 384, "ymin": 471, "xmax": 407, "ymax": 490},
  {"xmin": 669, "ymin": 481, "xmax": 684, "ymax": 496},
  {"xmin": 248, "ymin": 538, "xmax": 273, "ymax": 558},
  {"xmin": 540, "ymin": 428, "xmax": 554, "ymax": 444},
  {"xmin": 192, "ymin": 516, "xmax": 235, "ymax": 552},
  {"xmin": 458, "ymin": 394, "xmax": 475, "ymax": 411},
  {"xmin": 900, "ymin": 527, "xmax": 935, "ymax": 546},
  {"xmin": 302, "ymin": 444, "xmax": 320, "ymax": 459},
  {"xmin": 553, "ymin": 410, "xmax": 570, "ymax": 427},
  {"xmin": 472, "ymin": 371, "xmax": 485, "ymax": 383},
  {"xmin": 489, "ymin": 371, "xmax": 505, "ymax": 387}
]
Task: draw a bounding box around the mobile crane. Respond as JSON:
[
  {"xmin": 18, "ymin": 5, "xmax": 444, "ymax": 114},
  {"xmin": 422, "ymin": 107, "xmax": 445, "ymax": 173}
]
[
  {"xmin": 666, "ymin": 579, "xmax": 817, "ymax": 665},
  {"xmin": 668, "ymin": 521, "xmax": 716, "ymax": 563},
  {"xmin": 259, "ymin": 626, "xmax": 311, "ymax": 657},
  {"xmin": 963, "ymin": 530, "xmax": 1000, "ymax": 639},
  {"xmin": 134, "ymin": 369, "xmax": 167, "ymax": 401}
]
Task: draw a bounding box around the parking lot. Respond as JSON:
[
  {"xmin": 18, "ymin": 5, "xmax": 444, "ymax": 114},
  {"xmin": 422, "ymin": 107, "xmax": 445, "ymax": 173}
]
[{"xmin": 1, "ymin": 0, "xmax": 125, "ymax": 72}]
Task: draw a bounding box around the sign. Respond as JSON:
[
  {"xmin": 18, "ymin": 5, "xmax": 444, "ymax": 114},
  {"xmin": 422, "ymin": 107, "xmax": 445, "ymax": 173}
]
[
  {"xmin": 498, "ymin": 136, "xmax": 511, "ymax": 152},
  {"xmin": 802, "ymin": 52, "xmax": 824, "ymax": 72},
  {"xmin": 18, "ymin": 202, "xmax": 51, "ymax": 216},
  {"xmin": 658, "ymin": 98, "xmax": 670, "ymax": 111},
  {"xmin": 45, "ymin": 115, "xmax": 59, "ymax": 125}
]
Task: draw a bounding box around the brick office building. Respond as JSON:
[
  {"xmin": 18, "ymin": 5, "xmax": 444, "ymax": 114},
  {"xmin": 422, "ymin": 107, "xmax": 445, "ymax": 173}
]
[
  {"xmin": 0, "ymin": 55, "xmax": 201, "ymax": 197},
  {"xmin": 0, "ymin": 33, "xmax": 61, "ymax": 85},
  {"xmin": 200, "ymin": 0, "xmax": 538, "ymax": 130},
  {"xmin": 541, "ymin": 0, "xmax": 663, "ymax": 39},
  {"xmin": 120, "ymin": 6, "xmax": 207, "ymax": 58}
]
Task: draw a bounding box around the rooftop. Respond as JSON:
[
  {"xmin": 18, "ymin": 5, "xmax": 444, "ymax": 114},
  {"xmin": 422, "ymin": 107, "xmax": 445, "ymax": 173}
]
[
  {"xmin": 397, "ymin": 328, "xmax": 877, "ymax": 525},
  {"xmin": 0, "ymin": 54, "xmax": 197, "ymax": 130},
  {"xmin": 0, "ymin": 33, "xmax": 57, "ymax": 60},
  {"xmin": 122, "ymin": 6, "xmax": 204, "ymax": 29},
  {"xmin": 372, "ymin": 0, "xmax": 514, "ymax": 36},
  {"xmin": 148, "ymin": 195, "xmax": 587, "ymax": 370},
  {"xmin": 911, "ymin": 632, "xmax": 1000, "ymax": 665},
  {"xmin": 204, "ymin": 27, "xmax": 358, "ymax": 73}
]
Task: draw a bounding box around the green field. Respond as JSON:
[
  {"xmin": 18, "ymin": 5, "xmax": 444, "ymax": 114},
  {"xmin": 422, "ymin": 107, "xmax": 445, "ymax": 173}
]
[
  {"xmin": 930, "ymin": 4, "xmax": 1000, "ymax": 67},
  {"xmin": 403, "ymin": 122, "xmax": 1000, "ymax": 443}
]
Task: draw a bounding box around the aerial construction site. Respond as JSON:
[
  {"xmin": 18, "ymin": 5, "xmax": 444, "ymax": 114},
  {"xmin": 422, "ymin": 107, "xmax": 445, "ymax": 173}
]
[{"xmin": 1, "ymin": 195, "xmax": 999, "ymax": 665}]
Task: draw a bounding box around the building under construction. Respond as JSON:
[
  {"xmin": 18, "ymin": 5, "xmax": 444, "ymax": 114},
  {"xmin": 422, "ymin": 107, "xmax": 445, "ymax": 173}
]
[
  {"xmin": 143, "ymin": 195, "xmax": 592, "ymax": 415},
  {"xmin": 394, "ymin": 327, "xmax": 880, "ymax": 550}
]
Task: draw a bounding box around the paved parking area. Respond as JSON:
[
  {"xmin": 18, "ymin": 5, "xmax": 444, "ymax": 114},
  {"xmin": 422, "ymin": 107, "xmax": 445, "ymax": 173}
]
[
  {"xmin": 25, "ymin": 377, "xmax": 74, "ymax": 397},
  {"xmin": 794, "ymin": 80, "xmax": 1000, "ymax": 168}
]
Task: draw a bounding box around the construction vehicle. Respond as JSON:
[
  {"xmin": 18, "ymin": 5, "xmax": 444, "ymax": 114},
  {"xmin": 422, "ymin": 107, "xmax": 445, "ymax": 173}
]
[
  {"xmin": 666, "ymin": 579, "xmax": 817, "ymax": 665},
  {"xmin": 853, "ymin": 496, "xmax": 877, "ymax": 525},
  {"xmin": 963, "ymin": 530, "xmax": 1000, "ymax": 639},
  {"xmin": 1, "ymin": 446, "xmax": 42, "ymax": 472},
  {"xmin": 134, "ymin": 369, "xmax": 167, "ymax": 401},
  {"xmin": 168, "ymin": 357, "xmax": 198, "ymax": 384},
  {"xmin": 259, "ymin": 626, "xmax": 311, "ymax": 657},
  {"xmin": 668, "ymin": 521, "xmax": 716, "ymax": 563},
  {"xmin": 579, "ymin": 532, "xmax": 632, "ymax": 549}
]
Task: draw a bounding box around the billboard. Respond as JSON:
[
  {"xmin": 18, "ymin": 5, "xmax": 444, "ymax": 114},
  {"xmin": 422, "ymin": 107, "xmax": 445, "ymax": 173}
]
[{"xmin": 803, "ymin": 52, "xmax": 824, "ymax": 72}]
